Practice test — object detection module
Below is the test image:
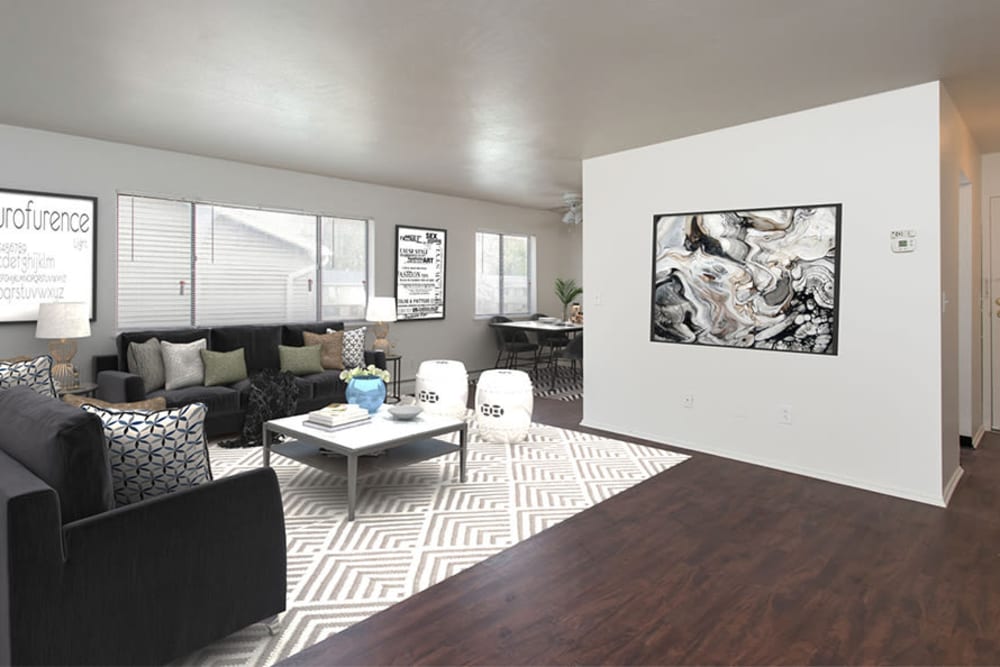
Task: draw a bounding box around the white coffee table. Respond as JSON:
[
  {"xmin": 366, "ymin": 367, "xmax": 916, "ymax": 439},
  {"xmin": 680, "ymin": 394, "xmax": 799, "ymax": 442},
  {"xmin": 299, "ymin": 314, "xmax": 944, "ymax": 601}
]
[{"xmin": 262, "ymin": 407, "xmax": 468, "ymax": 521}]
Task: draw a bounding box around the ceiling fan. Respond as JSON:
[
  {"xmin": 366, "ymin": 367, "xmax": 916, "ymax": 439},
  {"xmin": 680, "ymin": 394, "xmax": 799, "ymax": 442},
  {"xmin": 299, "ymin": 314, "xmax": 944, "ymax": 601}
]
[{"xmin": 560, "ymin": 193, "xmax": 582, "ymax": 225}]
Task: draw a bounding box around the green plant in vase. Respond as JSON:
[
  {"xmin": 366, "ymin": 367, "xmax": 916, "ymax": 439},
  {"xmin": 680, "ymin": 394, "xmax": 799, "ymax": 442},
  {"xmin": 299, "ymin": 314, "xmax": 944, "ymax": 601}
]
[{"xmin": 554, "ymin": 278, "xmax": 583, "ymax": 321}]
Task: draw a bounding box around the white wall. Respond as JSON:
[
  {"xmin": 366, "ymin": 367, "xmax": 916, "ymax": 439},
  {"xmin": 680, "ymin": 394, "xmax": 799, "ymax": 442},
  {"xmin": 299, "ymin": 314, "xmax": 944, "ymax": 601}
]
[
  {"xmin": 982, "ymin": 153, "xmax": 1000, "ymax": 430},
  {"xmin": 0, "ymin": 124, "xmax": 581, "ymax": 383},
  {"xmin": 583, "ymin": 82, "xmax": 951, "ymax": 505},
  {"xmin": 939, "ymin": 85, "xmax": 980, "ymax": 498}
]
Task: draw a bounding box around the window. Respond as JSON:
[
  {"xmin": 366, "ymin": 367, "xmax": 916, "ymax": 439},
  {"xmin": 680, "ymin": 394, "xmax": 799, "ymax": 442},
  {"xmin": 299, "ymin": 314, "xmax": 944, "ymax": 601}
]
[
  {"xmin": 475, "ymin": 231, "xmax": 535, "ymax": 316},
  {"xmin": 117, "ymin": 194, "xmax": 369, "ymax": 328}
]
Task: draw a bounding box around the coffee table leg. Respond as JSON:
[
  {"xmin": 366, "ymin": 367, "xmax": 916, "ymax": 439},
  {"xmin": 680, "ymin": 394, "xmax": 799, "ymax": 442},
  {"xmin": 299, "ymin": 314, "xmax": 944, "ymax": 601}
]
[
  {"xmin": 263, "ymin": 425, "xmax": 271, "ymax": 468},
  {"xmin": 347, "ymin": 454, "xmax": 358, "ymax": 521},
  {"xmin": 459, "ymin": 424, "xmax": 467, "ymax": 483}
]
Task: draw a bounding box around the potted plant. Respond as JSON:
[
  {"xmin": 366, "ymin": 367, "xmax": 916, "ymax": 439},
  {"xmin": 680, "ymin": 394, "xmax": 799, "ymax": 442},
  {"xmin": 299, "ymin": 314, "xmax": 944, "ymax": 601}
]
[
  {"xmin": 339, "ymin": 364, "xmax": 391, "ymax": 413},
  {"xmin": 555, "ymin": 278, "xmax": 583, "ymax": 321}
]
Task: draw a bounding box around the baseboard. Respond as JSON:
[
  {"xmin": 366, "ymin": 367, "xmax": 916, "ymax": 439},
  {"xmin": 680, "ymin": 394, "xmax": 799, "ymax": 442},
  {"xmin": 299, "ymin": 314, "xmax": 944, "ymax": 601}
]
[
  {"xmin": 973, "ymin": 424, "xmax": 987, "ymax": 448},
  {"xmin": 942, "ymin": 465, "xmax": 965, "ymax": 506},
  {"xmin": 579, "ymin": 418, "xmax": 950, "ymax": 507}
]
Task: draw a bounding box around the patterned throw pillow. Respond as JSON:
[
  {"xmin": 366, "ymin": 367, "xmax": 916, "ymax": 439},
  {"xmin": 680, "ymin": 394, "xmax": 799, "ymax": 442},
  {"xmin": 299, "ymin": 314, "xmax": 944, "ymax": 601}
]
[
  {"xmin": 161, "ymin": 339, "xmax": 207, "ymax": 390},
  {"xmin": 0, "ymin": 355, "xmax": 57, "ymax": 397},
  {"xmin": 303, "ymin": 330, "xmax": 344, "ymax": 370},
  {"xmin": 127, "ymin": 337, "xmax": 165, "ymax": 393},
  {"xmin": 338, "ymin": 327, "xmax": 366, "ymax": 369},
  {"xmin": 82, "ymin": 402, "xmax": 213, "ymax": 507}
]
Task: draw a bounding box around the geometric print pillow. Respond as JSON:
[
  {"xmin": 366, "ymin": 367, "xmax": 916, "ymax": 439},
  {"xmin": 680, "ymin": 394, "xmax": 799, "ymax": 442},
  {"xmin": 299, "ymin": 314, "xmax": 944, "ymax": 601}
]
[
  {"xmin": 81, "ymin": 402, "xmax": 213, "ymax": 507},
  {"xmin": 0, "ymin": 354, "xmax": 57, "ymax": 397},
  {"xmin": 340, "ymin": 326, "xmax": 366, "ymax": 369}
]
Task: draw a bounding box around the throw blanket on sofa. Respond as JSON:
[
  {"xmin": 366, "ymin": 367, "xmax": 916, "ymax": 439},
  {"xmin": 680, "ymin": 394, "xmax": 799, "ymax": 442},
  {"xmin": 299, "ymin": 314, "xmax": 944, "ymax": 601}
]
[{"xmin": 219, "ymin": 369, "xmax": 299, "ymax": 448}]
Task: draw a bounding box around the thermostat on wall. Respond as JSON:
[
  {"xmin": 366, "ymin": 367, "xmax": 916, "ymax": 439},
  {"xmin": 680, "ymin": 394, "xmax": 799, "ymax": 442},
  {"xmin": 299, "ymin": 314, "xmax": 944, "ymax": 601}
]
[{"xmin": 890, "ymin": 229, "xmax": 916, "ymax": 253}]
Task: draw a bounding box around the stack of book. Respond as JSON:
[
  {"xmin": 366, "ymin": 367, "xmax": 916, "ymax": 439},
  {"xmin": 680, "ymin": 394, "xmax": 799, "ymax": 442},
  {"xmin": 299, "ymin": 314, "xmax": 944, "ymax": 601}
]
[{"xmin": 304, "ymin": 403, "xmax": 370, "ymax": 431}]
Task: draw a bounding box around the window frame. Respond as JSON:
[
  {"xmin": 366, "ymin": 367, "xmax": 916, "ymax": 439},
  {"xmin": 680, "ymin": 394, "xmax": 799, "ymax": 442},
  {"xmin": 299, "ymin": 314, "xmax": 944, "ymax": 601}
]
[
  {"xmin": 115, "ymin": 192, "xmax": 372, "ymax": 330},
  {"xmin": 474, "ymin": 230, "xmax": 536, "ymax": 318}
]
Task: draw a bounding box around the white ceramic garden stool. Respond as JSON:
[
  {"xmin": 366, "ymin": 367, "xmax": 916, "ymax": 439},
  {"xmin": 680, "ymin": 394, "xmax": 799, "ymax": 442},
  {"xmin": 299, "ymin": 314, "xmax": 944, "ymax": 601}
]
[
  {"xmin": 474, "ymin": 369, "xmax": 534, "ymax": 444},
  {"xmin": 415, "ymin": 359, "xmax": 469, "ymax": 419}
]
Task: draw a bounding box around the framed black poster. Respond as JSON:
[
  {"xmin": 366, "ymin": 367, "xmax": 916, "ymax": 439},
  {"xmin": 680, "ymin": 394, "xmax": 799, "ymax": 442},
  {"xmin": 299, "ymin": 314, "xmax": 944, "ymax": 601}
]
[
  {"xmin": 650, "ymin": 203, "xmax": 841, "ymax": 355},
  {"xmin": 395, "ymin": 225, "xmax": 446, "ymax": 320},
  {"xmin": 0, "ymin": 187, "xmax": 97, "ymax": 323}
]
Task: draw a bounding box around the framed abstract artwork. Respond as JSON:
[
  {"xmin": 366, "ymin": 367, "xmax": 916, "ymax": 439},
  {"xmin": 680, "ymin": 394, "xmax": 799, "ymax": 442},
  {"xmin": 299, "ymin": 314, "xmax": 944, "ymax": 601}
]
[
  {"xmin": 0, "ymin": 187, "xmax": 97, "ymax": 323},
  {"xmin": 650, "ymin": 203, "xmax": 841, "ymax": 355},
  {"xmin": 395, "ymin": 225, "xmax": 446, "ymax": 321}
]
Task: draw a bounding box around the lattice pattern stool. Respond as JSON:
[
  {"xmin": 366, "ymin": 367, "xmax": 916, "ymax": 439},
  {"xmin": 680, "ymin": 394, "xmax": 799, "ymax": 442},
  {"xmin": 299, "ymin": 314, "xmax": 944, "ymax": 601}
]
[
  {"xmin": 415, "ymin": 359, "xmax": 469, "ymax": 419},
  {"xmin": 475, "ymin": 369, "xmax": 533, "ymax": 444}
]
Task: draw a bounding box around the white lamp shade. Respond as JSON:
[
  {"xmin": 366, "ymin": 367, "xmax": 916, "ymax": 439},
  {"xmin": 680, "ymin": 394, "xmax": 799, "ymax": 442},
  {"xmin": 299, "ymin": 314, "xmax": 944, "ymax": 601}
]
[
  {"xmin": 366, "ymin": 297, "xmax": 397, "ymax": 323},
  {"xmin": 35, "ymin": 302, "xmax": 91, "ymax": 339}
]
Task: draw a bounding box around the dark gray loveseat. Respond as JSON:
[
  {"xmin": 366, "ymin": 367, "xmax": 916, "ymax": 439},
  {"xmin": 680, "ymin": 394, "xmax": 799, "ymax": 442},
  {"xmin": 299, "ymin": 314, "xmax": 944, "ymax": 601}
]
[
  {"xmin": 0, "ymin": 387, "xmax": 286, "ymax": 665},
  {"xmin": 95, "ymin": 321, "xmax": 386, "ymax": 438}
]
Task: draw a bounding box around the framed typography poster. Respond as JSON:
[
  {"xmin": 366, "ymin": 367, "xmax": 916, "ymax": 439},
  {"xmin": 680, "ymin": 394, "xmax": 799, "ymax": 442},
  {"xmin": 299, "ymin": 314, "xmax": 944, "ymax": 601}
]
[
  {"xmin": 395, "ymin": 225, "xmax": 446, "ymax": 321},
  {"xmin": 0, "ymin": 188, "xmax": 97, "ymax": 322}
]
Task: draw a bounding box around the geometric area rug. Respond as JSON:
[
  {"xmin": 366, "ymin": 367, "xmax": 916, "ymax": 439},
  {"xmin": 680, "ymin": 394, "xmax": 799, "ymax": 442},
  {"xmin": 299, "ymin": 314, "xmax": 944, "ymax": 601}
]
[{"xmin": 176, "ymin": 421, "xmax": 689, "ymax": 666}]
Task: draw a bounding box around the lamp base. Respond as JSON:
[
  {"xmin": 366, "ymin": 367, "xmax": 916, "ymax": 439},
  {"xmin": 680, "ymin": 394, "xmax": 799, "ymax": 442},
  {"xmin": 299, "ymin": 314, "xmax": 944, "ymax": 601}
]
[
  {"xmin": 48, "ymin": 338, "xmax": 79, "ymax": 390},
  {"xmin": 372, "ymin": 322, "xmax": 392, "ymax": 353}
]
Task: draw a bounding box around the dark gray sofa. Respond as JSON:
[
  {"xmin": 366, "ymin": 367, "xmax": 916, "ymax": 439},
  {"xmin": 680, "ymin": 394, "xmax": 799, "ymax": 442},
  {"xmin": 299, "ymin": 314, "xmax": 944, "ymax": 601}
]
[
  {"xmin": 0, "ymin": 387, "xmax": 286, "ymax": 665},
  {"xmin": 95, "ymin": 321, "xmax": 386, "ymax": 438}
]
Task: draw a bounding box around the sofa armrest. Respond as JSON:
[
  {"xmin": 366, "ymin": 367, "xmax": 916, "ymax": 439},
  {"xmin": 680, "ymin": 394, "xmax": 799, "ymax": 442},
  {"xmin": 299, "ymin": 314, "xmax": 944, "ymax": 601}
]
[
  {"xmin": 92, "ymin": 354, "xmax": 120, "ymax": 380},
  {"xmin": 364, "ymin": 350, "xmax": 387, "ymax": 369},
  {"xmin": 96, "ymin": 370, "xmax": 145, "ymax": 403},
  {"xmin": 50, "ymin": 468, "xmax": 287, "ymax": 665}
]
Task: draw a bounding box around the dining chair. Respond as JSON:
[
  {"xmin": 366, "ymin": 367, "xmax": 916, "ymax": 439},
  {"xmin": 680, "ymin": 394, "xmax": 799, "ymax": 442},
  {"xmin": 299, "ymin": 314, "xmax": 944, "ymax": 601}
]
[
  {"xmin": 530, "ymin": 313, "xmax": 570, "ymax": 369},
  {"xmin": 489, "ymin": 316, "xmax": 539, "ymax": 372},
  {"xmin": 550, "ymin": 332, "xmax": 583, "ymax": 391}
]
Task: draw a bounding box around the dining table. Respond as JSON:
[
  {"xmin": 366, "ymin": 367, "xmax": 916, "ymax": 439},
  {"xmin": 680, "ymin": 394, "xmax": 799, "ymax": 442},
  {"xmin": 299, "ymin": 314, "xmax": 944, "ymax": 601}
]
[{"xmin": 488, "ymin": 319, "xmax": 583, "ymax": 377}]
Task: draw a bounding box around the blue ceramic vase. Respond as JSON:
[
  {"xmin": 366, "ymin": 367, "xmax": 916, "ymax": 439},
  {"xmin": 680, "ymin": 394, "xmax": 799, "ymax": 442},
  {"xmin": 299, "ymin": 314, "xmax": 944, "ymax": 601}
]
[{"xmin": 345, "ymin": 375, "xmax": 386, "ymax": 414}]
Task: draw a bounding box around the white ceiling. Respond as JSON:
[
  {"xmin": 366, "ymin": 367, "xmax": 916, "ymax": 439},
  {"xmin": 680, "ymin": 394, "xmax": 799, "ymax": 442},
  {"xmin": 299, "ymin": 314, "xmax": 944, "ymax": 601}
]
[{"xmin": 2, "ymin": 0, "xmax": 1000, "ymax": 210}]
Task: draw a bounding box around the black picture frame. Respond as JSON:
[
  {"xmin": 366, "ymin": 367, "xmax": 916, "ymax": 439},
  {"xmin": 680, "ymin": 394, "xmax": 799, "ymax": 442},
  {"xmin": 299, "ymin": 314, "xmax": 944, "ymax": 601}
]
[
  {"xmin": 0, "ymin": 187, "xmax": 98, "ymax": 323},
  {"xmin": 394, "ymin": 225, "xmax": 447, "ymax": 321},
  {"xmin": 650, "ymin": 203, "xmax": 842, "ymax": 355}
]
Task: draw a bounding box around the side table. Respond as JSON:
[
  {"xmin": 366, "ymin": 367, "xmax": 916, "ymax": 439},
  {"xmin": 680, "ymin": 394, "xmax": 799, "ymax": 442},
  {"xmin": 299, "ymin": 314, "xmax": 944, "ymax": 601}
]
[
  {"xmin": 384, "ymin": 354, "xmax": 402, "ymax": 404},
  {"xmin": 58, "ymin": 382, "xmax": 98, "ymax": 398}
]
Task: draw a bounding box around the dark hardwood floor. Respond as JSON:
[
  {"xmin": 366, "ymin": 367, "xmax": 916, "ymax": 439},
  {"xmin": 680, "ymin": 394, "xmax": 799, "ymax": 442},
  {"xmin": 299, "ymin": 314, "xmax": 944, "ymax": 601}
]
[{"xmin": 281, "ymin": 397, "xmax": 1000, "ymax": 665}]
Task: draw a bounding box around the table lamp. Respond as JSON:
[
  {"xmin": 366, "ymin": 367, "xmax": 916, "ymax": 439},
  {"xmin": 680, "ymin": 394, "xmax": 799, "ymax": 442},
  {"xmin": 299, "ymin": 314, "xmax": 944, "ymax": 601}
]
[
  {"xmin": 365, "ymin": 296, "xmax": 397, "ymax": 354},
  {"xmin": 35, "ymin": 301, "xmax": 91, "ymax": 389}
]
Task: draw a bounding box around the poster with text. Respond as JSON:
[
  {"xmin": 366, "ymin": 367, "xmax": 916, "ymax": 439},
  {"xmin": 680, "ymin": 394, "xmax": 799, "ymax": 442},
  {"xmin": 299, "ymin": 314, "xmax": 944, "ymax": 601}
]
[
  {"xmin": 395, "ymin": 225, "xmax": 446, "ymax": 320},
  {"xmin": 0, "ymin": 188, "xmax": 97, "ymax": 322}
]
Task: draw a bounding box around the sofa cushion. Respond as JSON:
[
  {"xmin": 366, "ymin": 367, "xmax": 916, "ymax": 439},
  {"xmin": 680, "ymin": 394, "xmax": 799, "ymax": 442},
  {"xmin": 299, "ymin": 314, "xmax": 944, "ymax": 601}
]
[
  {"xmin": 201, "ymin": 348, "xmax": 249, "ymax": 387},
  {"xmin": 303, "ymin": 330, "xmax": 344, "ymax": 370},
  {"xmin": 127, "ymin": 337, "xmax": 165, "ymax": 393},
  {"xmin": 298, "ymin": 370, "xmax": 347, "ymax": 402},
  {"xmin": 116, "ymin": 328, "xmax": 210, "ymax": 372},
  {"xmin": 341, "ymin": 327, "xmax": 367, "ymax": 368},
  {"xmin": 211, "ymin": 325, "xmax": 283, "ymax": 373},
  {"xmin": 282, "ymin": 321, "xmax": 345, "ymax": 347},
  {"xmin": 82, "ymin": 403, "xmax": 212, "ymax": 507},
  {"xmin": 0, "ymin": 387, "xmax": 113, "ymax": 523},
  {"xmin": 162, "ymin": 339, "xmax": 207, "ymax": 390},
  {"xmin": 147, "ymin": 384, "xmax": 241, "ymax": 414},
  {"xmin": 0, "ymin": 355, "xmax": 57, "ymax": 397}
]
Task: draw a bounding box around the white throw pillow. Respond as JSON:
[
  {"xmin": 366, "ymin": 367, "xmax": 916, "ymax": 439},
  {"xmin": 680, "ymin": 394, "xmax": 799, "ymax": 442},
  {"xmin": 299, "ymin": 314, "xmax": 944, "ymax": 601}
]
[{"xmin": 161, "ymin": 339, "xmax": 207, "ymax": 390}]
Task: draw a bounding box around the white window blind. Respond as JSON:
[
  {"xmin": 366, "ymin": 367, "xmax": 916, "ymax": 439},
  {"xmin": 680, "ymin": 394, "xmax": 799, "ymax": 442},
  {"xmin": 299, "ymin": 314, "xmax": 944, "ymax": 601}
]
[
  {"xmin": 117, "ymin": 195, "xmax": 192, "ymax": 329},
  {"xmin": 116, "ymin": 194, "xmax": 370, "ymax": 329}
]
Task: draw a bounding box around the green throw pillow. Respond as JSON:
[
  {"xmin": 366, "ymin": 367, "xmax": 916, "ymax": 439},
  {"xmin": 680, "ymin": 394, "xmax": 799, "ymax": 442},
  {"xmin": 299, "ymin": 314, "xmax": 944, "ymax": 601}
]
[
  {"xmin": 200, "ymin": 348, "xmax": 249, "ymax": 387},
  {"xmin": 279, "ymin": 344, "xmax": 323, "ymax": 376}
]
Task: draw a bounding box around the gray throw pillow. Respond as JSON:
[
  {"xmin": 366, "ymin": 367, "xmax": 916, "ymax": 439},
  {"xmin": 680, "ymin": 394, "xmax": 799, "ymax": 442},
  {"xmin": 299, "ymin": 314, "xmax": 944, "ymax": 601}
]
[
  {"xmin": 201, "ymin": 348, "xmax": 248, "ymax": 387},
  {"xmin": 127, "ymin": 337, "xmax": 165, "ymax": 393},
  {"xmin": 279, "ymin": 344, "xmax": 323, "ymax": 376},
  {"xmin": 161, "ymin": 339, "xmax": 207, "ymax": 390},
  {"xmin": 340, "ymin": 327, "xmax": 366, "ymax": 369}
]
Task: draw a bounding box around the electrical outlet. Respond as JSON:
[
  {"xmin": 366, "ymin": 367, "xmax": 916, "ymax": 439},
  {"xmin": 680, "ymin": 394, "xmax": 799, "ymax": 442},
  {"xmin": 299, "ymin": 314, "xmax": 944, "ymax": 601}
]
[
  {"xmin": 681, "ymin": 394, "xmax": 694, "ymax": 408},
  {"xmin": 779, "ymin": 405, "xmax": 793, "ymax": 425}
]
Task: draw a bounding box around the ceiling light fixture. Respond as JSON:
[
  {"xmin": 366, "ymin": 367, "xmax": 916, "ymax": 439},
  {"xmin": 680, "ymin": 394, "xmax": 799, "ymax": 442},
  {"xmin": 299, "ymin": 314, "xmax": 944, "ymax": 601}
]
[{"xmin": 561, "ymin": 193, "xmax": 582, "ymax": 225}]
